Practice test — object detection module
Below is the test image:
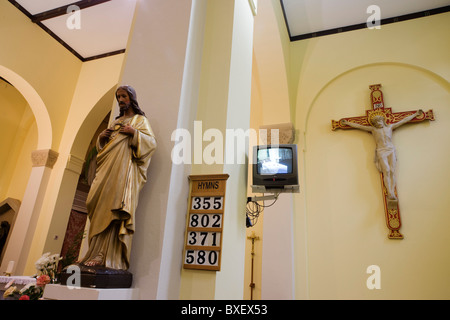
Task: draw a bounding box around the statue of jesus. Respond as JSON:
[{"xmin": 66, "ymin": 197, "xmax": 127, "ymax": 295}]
[
  {"xmin": 80, "ymin": 85, "xmax": 157, "ymax": 270},
  {"xmin": 342, "ymin": 109, "xmax": 422, "ymax": 200}
]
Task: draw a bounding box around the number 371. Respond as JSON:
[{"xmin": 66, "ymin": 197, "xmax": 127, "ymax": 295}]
[{"xmin": 191, "ymin": 196, "xmax": 223, "ymax": 210}]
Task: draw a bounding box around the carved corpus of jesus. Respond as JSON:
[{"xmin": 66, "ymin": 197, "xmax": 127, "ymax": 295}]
[
  {"xmin": 342, "ymin": 109, "xmax": 423, "ymax": 200},
  {"xmin": 332, "ymin": 84, "xmax": 434, "ymax": 239}
]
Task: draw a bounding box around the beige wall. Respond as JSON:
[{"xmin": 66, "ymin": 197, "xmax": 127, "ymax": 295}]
[
  {"xmin": 0, "ymin": 1, "xmax": 80, "ymax": 274},
  {"xmin": 0, "ymin": 0, "xmax": 127, "ymax": 275},
  {"xmin": 247, "ymin": 3, "xmax": 449, "ymax": 299},
  {"xmin": 244, "ymin": 0, "xmax": 294, "ymax": 300},
  {"xmin": 0, "ymin": 82, "xmax": 36, "ymax": 201},
  {"xmin": 118, "ymin": 0, "xmax": 193, "ymax": 300},
  {"xmin": 0, "ymin": 1, "xmax": 82, "ymax": 151},
  {"xmin": 291, "ymin": 13, "xmax": 450, "ymax": 299}
]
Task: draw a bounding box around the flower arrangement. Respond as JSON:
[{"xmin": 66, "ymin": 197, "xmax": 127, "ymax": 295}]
[
  {"xmin": 2, "ymin": 252, "xmax": 61, "ymax": 300},
  {"xmin": 2, "ymin": 275, "xmax": 51, "ymax": 300},
  {"xmin": 35, "ymin": 252, "xmax": 61, "ymax": 282}
]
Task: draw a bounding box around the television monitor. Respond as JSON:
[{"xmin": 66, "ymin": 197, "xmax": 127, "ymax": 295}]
[{"xmin": 252, "ymin": 144, "xmax": 299, "ymax": 193}]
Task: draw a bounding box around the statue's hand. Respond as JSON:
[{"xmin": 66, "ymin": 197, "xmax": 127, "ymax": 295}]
[
  {"xmin": 100, "ymin": 128, "xmax": 113, "ymax": 140},
  {"xmin": 341, "ymin": 119, "xmax": 348, "ymax": 126},
  {"xmin": 120, "ymin": 124, "xmax": 136, "ymax": 136}
]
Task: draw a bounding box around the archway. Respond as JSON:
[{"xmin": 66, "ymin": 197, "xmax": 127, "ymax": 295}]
[
  {"xmin": 0, "ymin": 65, "xmax": 52, "ymax": 149},
  {"xmin": 0, "ymin": 66, "xmax": 53, "ymax": 275}
]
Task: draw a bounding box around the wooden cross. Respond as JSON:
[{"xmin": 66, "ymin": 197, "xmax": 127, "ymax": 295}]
[{"xmin": 331, "ymin": 84, "xmax": 434, "ymax": 239}]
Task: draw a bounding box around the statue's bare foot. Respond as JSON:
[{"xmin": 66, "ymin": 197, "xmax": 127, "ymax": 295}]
[{"xmin": 83, "ymin": 256, "xmax": 103, "ymax": 267}]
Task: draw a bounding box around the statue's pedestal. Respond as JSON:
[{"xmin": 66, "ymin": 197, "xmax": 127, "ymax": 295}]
[
  {"xmin": 59, "ymin": 264, "xmax": 133, "ymax": 288},
  {"xmin": 43, "ymin": 284, "xmax": 139, "ymax": 300}
]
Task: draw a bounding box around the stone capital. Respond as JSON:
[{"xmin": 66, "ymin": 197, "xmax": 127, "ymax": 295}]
[
  {"xmin": 259, "ymin": 122, "xmax": 295, "ymax": 145},
  {"xmin": 66, "ymin": 154, "xmax": 85, "ymax": 175},
  {"xmin": 31, "ymin": 149, "xmax": 59, "ymax": 168}
]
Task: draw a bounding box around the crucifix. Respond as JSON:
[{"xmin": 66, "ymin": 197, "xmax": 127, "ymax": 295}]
[
  {"xmin": 247, "ymin": 231, "xmax": 260, "ymax": 300},
  {"xmin": 331, "ymin": 84, "xmax": 434, "ymax": 239}
]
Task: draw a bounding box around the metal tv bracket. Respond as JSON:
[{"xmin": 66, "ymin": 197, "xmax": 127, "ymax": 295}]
[{"xmin": 248, "ymin": 193, "xmax": 279, "ymax": 202}]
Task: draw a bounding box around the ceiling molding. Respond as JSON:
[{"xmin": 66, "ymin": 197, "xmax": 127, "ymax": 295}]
[
  {"xmin": 8, "ymin": 0, "xmax": 126, "ymax": 62},
  {"xmin": 83, "ymin": 49, "xmax": 126, "ymax": 62},
  {"xmin": 31, "ymin": 0, "xmax": 112, "ymax": 23},
  {"xmin": 280, "ymin": 1, "xmax": 450, "ymax": 42}
]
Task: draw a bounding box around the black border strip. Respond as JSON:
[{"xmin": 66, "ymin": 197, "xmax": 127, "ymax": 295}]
[
  {"xmin": 7, "ymin": 0, "xmax": 125, "ymax": 62},
  {"xmin": 84, "ymin": 49, "xmax": 126, "ymax": 62},
  {"xmin": 279, "ymin": 0, "xmax": 292, "ymax": 39},
  {"xmin": 281, "ymin": 1, "xmax": 450, "ymax": 42},
  {"xmin": 32, "ymin": 0, "xmax": 111, "ymax": 22}
]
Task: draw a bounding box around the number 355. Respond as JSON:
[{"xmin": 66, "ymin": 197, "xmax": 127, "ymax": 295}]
[{"xmin": 191, "ymin": 197, "xmax": 223, "ymax": 210}]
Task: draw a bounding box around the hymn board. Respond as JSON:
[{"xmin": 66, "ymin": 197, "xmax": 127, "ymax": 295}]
[{"xmin": 183, "ymin": 174, "xmax": 229, "ymax": 271}]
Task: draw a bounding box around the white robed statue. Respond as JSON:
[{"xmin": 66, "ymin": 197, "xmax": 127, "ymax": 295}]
[{"xmin": 80, "ymin": 86, "xmax": 156, "ymax": 270}]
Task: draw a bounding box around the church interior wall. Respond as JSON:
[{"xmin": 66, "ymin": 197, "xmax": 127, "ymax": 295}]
[
  {"xmin": 0, "ymin": 1, "xmax": 82, "ymax": 152},
  {"xmin": 215, "ymin": 0, "xmax": 255, "ymax": 300},
  {"xmin": 118, "ymin": 0, "xmax": 193, "ymax": 300},
  {"xmin": 245, "ymin": 5, "xmax": 449, "ymax": 300},
  {"xmin": 289, "ymin": 12, "xmax": 450, "ymax": 299},
  {"xmin": 0, "ymin": 0, "xmax": 79, "ymax": 275},
  {"xmin": 0, "ymin": 82, "xmax": 36, "ymax": 202},
  {"xmin": 178, "ymin": 0, "xmax": 255, "ymax": 300},
  {"xmin": 0, "ymin": 1, "xmax": 128, "ymax": 275},
  {"xmin": 243, "ymin": 56, "xmax": 265, "ymax": 300},
  {"xmin": 244, "ymin": 0, "xmax": 296, "ymax": 300}
]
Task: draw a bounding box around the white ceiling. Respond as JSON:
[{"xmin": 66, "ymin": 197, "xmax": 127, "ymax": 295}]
[
  {"xmin": 282, "ymin": 0, "xmax": 450, "ymax": 39},
  {"xmin": 8, "ymin": 0, "xmax": 450, "ymax": 61},
  {"xmin": 11, "ymin": 0, "xmax": 137, "ymax": 61}
]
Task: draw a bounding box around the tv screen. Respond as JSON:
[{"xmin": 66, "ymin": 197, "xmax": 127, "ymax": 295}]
[
  {"xmin": 257, "ymin": 148, "xmax": 293, "ymax": 175},
  {"xmin": 252, "ymin": 144, "xmax": 299, "ymax": 193}
]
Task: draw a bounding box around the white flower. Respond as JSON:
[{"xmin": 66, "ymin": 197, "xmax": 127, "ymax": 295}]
[
  {"xmin": 35, "ymin": 252, "xmax": 50, "ymax": 268},
  {"xmin": 19, "ymin": 282, "xmax": 34, "ymax": 294},
  {"xmin": 35, "ymin": 252, "xmax": 54, "ymax": 272},
  {"xmin": 34, "ymin": 252, "xmax": 62, "ymax": 275}
]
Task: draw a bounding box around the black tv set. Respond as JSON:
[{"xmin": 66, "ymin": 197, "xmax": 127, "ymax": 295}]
[{"xmin": 252, "ymin": 144, "xmax": 300, "ymax": 193}]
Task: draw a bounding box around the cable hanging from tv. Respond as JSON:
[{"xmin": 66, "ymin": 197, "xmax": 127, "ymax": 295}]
[{"xmin": 246, "ymin": 193, "xmax": 280, "ymax": 227}]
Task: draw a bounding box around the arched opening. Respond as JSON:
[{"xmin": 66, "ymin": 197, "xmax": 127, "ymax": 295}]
[
  {"xmin": 0, "ymin": 65, "xmax": 52, "ymax": 150},
  {"xmin": 0, "ymin": 77, "xmax": 37, "ymax": 201},
  {"xmin": 0, "ymin": 69, "xmax": 47, "ymax": 271}
]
